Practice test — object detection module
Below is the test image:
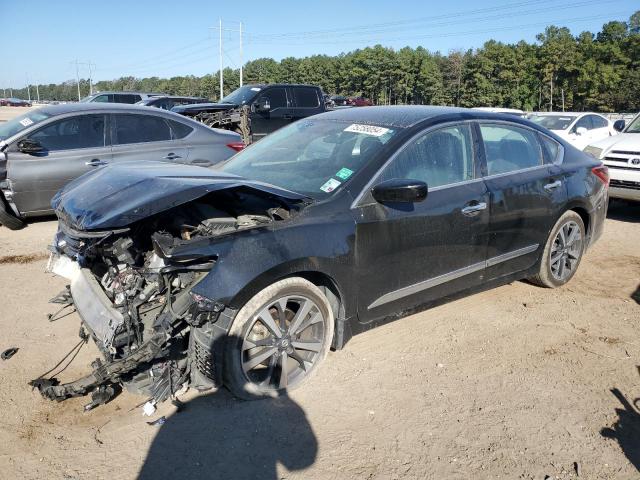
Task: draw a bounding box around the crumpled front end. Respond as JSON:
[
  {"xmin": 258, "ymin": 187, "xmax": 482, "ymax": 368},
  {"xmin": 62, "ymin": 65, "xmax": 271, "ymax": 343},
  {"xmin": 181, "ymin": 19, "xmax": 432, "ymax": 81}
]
[{"xmin": 33, "ymin": 184, "xmax": 301, "ymax": 410}]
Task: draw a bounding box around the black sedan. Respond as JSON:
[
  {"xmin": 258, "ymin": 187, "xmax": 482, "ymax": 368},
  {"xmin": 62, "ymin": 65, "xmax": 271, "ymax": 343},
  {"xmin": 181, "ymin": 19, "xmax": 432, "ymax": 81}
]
[{"xmin": 37, "ymin": 106, "xmax": 608, "ymax": 407}]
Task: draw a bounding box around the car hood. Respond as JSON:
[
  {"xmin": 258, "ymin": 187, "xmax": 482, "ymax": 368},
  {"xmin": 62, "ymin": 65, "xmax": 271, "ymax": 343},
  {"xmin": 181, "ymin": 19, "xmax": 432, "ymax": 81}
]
[
  {"xmin": 51, "ymin": 161, "xmax": 308, "ymax": 231},
  {"xmin": 171, "ymin": 102, "xmax": 238, "ymax": 114},
  {"xmin": 587, "ymin": 133, "xmax": 640, "ymax": 155}
]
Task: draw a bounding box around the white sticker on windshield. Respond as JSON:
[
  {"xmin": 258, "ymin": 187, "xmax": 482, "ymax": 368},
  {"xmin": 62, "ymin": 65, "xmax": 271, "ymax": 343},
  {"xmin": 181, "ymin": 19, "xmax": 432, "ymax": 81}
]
[
  {"xmin": 344, "ymin": 123, "xmax": 389, "ymax": 137},
  {"xmin": 250, "ymin": 87, "xmax": 261, "ymax": 92},
  {"xmin": 19, "ymin": 118, "xmax": 34, "ymax": 127},
  {"xmin": 320, "ymin": 178, "xmax": 341, "ymax": 193}
]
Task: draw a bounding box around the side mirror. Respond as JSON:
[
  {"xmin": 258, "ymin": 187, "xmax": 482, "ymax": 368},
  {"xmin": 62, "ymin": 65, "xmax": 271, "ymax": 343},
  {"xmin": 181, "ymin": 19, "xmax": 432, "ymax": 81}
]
[
  {"xmin": 255, "ymin": 97, "xmax": 271, "ymax": 112},
  {"xmin": 17, "ymin": 138, "xmax": 44, "ymax": 154},
  {"xmin": 372, "ymin": 179, "xmax": 428, "ymax": 204},
  {"xmin": 613, "ymin": 119, "xmax": 625, "ymax": 132},
  {"xmin": 575, "ymin": 126, "xmax": 588, "ymax": 136}
]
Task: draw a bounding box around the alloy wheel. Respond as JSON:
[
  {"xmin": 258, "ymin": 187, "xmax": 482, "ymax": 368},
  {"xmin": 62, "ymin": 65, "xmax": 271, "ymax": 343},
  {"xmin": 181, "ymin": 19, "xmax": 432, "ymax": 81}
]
[
  {"xmin": 549, "ymin": 220, "xmax": 582, "ymax": 281},
  {"xmin": 241, "ymin": 295, "xmax": 327, "ymax": 390}
]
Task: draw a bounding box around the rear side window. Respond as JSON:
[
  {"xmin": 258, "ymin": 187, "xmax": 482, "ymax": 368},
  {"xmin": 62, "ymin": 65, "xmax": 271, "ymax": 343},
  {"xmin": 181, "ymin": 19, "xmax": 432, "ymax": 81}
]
[
  {"xmin": 113, "ymin": 114, "xmax": 172, "ymax": 145},
  {"xmin": 480, "ymin": 124, "xmax": 542, "ymax": 176},
  {"xmin": 30, "ymin": 114, "xmax": 106, "ymax": 151},
  {"xmin": 256, "ymin": 88, "xmax": 287, "ymax": 109},
  {"xmin": 114, "ymin": 94, "xmax": 141, "ymax": 104},
  {"xmin": 378, "ymin": 124, "xmax": 475, "ymax": 188},
  {"xmin": 168, "ymin": 119, "xmax": 194, "ymax": 139},
  {"xmin": 293, "ymin": 88, "xmax": 320, "ymax": 108},
  {"xmin": 573, "ymin": 116, "xmax": 593, "ymax": 131},
  {"xmin": 539, "ymin": 134, "xmax": 560, "ymax": 164}
]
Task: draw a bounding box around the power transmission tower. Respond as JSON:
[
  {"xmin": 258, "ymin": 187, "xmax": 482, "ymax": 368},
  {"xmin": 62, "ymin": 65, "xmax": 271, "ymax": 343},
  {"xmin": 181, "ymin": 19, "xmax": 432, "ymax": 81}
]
[
  {"xmin": 210, "ymin": 19, "xmax": 244, "ymax": 98},
  {"xmin": 219, "ymin": 18, "xmax": 223, "ymax": 100}
]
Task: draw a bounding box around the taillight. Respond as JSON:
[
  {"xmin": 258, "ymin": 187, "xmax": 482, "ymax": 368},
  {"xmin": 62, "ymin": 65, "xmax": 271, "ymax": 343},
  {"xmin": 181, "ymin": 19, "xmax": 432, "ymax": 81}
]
[
  {"xmin": 226, "ymin": 142, "xmax": 245, "ymax": 152},
  {"xmin": 591, "ymin": 164, "xmax": 609, "ymax": 186}
]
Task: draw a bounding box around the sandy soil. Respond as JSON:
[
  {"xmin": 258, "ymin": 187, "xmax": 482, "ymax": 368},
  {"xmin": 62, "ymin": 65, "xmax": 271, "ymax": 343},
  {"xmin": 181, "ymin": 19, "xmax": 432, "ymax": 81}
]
[{"xmin": 0, "ymin": 201, "xmax": 638, "ymax": 480}]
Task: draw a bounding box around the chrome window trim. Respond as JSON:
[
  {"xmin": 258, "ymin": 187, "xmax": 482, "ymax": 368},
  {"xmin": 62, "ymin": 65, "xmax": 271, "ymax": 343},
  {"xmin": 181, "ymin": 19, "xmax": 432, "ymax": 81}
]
[
  {"xmin": 367, "ymin": 243, "xmax": 539, "ymax": 310},
  {"xmin": 351, "ymin": 120, "xmax": 477, "ymax": 209}
]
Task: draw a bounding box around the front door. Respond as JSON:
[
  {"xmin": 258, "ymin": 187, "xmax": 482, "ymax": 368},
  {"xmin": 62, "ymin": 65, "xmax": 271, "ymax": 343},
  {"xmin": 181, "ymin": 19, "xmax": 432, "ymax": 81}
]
[
  {"xmin": 478, "ymin": 122, "xmax": 567, "ymax": 279},
  {"xmin": 354, "ymin": 123, "xmax": 490, "ymax": 322},
  {"xmin": 250, "ymin": 87, "xmax": 292, "ymax": 141},
  {"xmin": 7, "ymin": 113, "xmax": 110, "ymax": 214}
]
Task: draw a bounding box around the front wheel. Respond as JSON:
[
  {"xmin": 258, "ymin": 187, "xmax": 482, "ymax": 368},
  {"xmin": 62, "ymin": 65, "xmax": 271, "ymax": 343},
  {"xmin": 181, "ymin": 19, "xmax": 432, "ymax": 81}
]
[
  {"xmin": 223, "ymin": 277, "xmax": 334, "ymax": 400},
  {"xmin": 0, "ymin": 197, "xmax": 25, "ymax": 230},
  {"xmin": 529, "ymin": 210, "xmax": 585, "ymax": 288}
]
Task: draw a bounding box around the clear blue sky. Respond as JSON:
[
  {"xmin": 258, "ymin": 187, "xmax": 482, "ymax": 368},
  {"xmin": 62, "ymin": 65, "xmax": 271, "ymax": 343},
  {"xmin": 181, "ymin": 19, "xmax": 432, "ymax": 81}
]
[{"xmin": 1, "ymin": 0, "xmax": 637, "ymax": 88}]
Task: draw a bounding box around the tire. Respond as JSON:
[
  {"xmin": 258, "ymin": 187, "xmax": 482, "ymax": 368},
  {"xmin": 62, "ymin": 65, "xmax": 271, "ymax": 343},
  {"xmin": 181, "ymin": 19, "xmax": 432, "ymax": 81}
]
[
  {"xmin": 223, "ymin": 277, "xmax": 334, "ymax": 400},
  {"xmin": 529, "ymin": 210, "xmax": 585, "ymax": 288},
  {"xmin": 0, "ymin": 198, "xmax": 25, "ymax": 230}
]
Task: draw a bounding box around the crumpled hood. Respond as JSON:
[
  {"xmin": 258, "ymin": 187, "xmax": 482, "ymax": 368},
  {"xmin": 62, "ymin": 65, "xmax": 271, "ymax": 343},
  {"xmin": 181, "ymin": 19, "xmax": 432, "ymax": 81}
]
[
  {"xmin": 587, "ymin": 133, "xmax": 640, "ymax": 155},
  {"xmin": 51, "ymin": 161, "xmax": 307, "ymax": 231}
]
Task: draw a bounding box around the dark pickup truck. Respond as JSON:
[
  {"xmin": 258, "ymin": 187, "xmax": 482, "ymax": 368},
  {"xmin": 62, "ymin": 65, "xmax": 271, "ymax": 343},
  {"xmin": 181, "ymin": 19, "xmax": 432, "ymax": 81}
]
[{"xmin": 171, "ymin": 83, "xmax": 327, "ymax": 144}]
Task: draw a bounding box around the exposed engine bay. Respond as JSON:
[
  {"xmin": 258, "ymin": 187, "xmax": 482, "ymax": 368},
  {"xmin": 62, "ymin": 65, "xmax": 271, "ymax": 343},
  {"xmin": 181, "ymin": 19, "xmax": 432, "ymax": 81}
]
[{"xmin": 32, "ymin": 187, "xmax": 300, "ymax": 410}]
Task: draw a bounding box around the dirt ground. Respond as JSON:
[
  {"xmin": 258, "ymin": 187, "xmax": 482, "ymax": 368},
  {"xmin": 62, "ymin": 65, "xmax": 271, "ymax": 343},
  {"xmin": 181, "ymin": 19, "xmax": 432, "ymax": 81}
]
[{"xmin": 0, "ymin": 203, "xmax": 637, "ymax": 480}]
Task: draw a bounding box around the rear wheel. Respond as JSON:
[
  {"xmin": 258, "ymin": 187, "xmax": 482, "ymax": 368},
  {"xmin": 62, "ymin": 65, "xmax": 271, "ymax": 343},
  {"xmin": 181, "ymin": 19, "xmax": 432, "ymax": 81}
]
[
  {"xmin": 223, "ymin": 277, "xmax": 334, "ymax": 400},
  {"xmin": 530, "ymin": 210, "xmax": 585, "ymax": 288},
  {"xmin": 0, "ymin": 197, "xmax": 25, "ymax": 230}
]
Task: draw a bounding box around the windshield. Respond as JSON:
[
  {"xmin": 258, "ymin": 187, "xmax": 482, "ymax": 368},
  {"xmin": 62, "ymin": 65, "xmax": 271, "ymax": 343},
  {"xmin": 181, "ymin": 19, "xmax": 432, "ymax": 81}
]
[
  {"xmin": 219, "ymin": 119, "xmax": 398, "ymax": 199},
  {"xmin": 219, "ymin": 85, "xmax": 262, "ymax": 105},
  {"xmin": 528, "ymin": 115, "xmax": 577, "ymax": 130},
  {"xmin": 0, "ymin": 110, "xmax": 52, "ymax": 141},
  {"xmin": 625, "ymin": 114, "xmax": 640, "ymax": 133}
]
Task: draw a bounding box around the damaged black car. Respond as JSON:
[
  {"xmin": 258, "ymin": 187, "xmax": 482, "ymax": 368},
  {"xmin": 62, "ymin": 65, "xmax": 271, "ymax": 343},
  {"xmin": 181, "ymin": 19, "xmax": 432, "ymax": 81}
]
[{"xmin": 35, "ymin": 106, "xmax": 608, "ymax": 408}]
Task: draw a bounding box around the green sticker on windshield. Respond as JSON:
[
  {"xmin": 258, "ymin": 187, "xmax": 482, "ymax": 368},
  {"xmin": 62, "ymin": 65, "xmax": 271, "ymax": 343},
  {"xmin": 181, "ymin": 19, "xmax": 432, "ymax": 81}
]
[{"xmin": 335, "ymin": 167, "xmax": 353, "ymax": 180}]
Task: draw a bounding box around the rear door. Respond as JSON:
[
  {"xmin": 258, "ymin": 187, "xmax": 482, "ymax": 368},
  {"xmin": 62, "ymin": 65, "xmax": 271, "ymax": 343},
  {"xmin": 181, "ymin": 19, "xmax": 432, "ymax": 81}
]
[
  {"xmin": 290, "ymin": 87, "xmax": 323, "ymax": 122},
  {"xmin": 478, "ymin": 122, "xmax": 567, "ymax": 279},
  {"xmin": 7, "ymin": 113, "xmax": 110, "ymax": 214},
  {"xmin": 250, "ymin": 87, "xmax": 291, "ymax": 140},
  {"xmin": 110, "ymin": 113, "xmax": 189, "ymax": 165}
]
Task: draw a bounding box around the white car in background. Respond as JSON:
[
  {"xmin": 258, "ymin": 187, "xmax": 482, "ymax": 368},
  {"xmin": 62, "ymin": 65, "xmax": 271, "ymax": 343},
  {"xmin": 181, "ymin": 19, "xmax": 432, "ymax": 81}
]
[
  {"xmin": 472, "ymin": 107, "xmax": 525, "ymax": 117},
  {"xmin": 584, "ymin": 113, "xmax": 640, "ymax": 202},
  {"xmin": 528, "ymin": 112, "xmax": 617, "ymax": 150}
]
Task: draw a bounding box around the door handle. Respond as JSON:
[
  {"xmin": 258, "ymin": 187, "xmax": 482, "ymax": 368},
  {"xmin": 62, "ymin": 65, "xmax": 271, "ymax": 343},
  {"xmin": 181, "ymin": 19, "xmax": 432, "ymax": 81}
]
[
  {"xmin": 283, "ymin": 114, "xmax": 293, "ymax": 120},
  {"xmin": 85, "ymin": 159, "xmax": 107, "ymax": 167},
  {"xmin": 461, "ymin": 201, "xmax": 487, "ymax": 216},
  {"xmin": 544, "ymin": 180, "xmax": 562, "ymax": 191},
  {"xmin": 163, "ymin": 153, "xmax": 182, "ymax": 160}
]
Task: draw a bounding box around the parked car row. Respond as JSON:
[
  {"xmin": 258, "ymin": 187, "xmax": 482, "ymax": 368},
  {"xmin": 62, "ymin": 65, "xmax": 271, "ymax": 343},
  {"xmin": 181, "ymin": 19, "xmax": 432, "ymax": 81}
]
[{"xmin": 0, "ymin": 98, "xmax": 32, "ymax": 107}]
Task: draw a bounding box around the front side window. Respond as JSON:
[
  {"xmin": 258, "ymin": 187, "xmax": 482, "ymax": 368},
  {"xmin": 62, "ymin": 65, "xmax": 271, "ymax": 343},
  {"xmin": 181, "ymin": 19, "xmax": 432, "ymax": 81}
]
[
  {"xmin": 29, "ymin": 114, "xmax": 105, "ymax": 151},
  {"xmin": 92, "ymin": 94, "xmax": 111, "ymax": 103},
  {"xmin": 480, "ymin": 124, "xmax": 542, "ymax": 176},
  {"xmin": 293, "ymin": 88, "xmax": 320, "ymax": 108},
  {"xmin": 256, "ymin": 88, "xmax": 287, "ymax": 109},
  {"xmin": 377, "ymin": 124, "xmax": 475, "ymax": 189},
  {"xmin": 590, "ymin": 115, "xmax": 608, "ymax": 129},
  {"xmin": 113, "ymin": 114, "xmax": 171, "ymax": 145},
  {"xmin": 0, "ymin": 110, "xmax": 52, "ymax": 141},
  {"xmin": 219, "ymin": 119, "xmax": 398, "ymax": 199}
]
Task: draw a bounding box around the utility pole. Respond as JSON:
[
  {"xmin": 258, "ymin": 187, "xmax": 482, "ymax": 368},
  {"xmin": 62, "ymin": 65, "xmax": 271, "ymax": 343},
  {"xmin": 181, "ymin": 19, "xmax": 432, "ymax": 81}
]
[
  {"xmin": 88, "ymin": 62, "xmax": 95, "ymax": 95},
  {"xmin": 561, "ymin": 88, "xmax": 565, "ymax": 112},
  {"xmin": 239, "ymin": 21, "xmax": 243, "ymax": 87},
  {"xmin": 36, "ymin": 83, "xmax": 40, "ymax": 102},
  {"xmin": 74, "ymin": 59, "xmax": 81, "ymax": 101},
  {"xmin": 549, "ymin": 75, "xmax": 553, "ymax": 112},
  {"xmin": 219, "ymin": 18, "xmax": 224, "ymax": 100},
  {"xmin": 26, "ymin": 74, "xmax": 31, "ymax": 102}
]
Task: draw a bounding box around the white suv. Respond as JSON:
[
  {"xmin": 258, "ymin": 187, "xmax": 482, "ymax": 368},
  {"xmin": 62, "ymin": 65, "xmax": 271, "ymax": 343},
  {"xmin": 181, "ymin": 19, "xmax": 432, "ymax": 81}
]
[
  {"xmin": 528, "ymin": 112, "xmax": 616, "ymax": 150},
  {"xmin": 584, "ymin": 113, "xmax": 640, "ymax": 202}
]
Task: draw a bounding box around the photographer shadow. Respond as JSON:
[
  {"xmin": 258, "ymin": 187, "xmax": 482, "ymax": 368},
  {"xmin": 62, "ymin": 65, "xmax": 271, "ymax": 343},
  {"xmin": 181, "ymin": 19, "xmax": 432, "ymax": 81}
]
[
  {"xmin": 138, "ymin": 388, "xmax": 317, "ymax": 480},
  {"xmin": 601, "ymin": 374, "xmax": 640, "ymax": 471}
]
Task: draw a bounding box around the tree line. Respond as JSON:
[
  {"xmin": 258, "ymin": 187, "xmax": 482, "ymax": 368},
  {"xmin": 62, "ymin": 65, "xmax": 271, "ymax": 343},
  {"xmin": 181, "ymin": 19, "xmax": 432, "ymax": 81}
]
[{"xmin": 5, "ymin": 11, "xmax": 639, "ymax": 112}]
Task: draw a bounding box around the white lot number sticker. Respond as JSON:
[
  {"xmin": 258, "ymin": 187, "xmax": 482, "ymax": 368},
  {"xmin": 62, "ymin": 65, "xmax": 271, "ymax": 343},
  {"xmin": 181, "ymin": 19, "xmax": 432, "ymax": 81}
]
[
  {"xmin": 344, "ymin": 123, "xmax": 389, "ymax": 137},
  {"xmin": 250, "ymin": 87, "xmax": 261, "ymax": 92},
  {"xmin": 320, "ymin": 178, "xmax": 341, "ymax": 193},
  {"xmin": 19, "ymin": 118, "xmax": 34, "ymax": 127}
]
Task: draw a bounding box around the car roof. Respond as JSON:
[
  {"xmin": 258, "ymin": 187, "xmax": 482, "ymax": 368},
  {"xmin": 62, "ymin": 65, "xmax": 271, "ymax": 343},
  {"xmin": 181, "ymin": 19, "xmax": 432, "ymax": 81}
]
[
  {"xmin": 315, "ymin": 105, "xmax": 481, "ymax": 128},
  {"xmin": 529, "ymin": 111, "xmax": 605, "ymax": 117},
  {"xmin": 33, "ymin": 103, "xmax": 186, "ymax": 116},
  {"xmin": 89, "ymin": 91, "xmax": 164, "ymax": 96}
]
